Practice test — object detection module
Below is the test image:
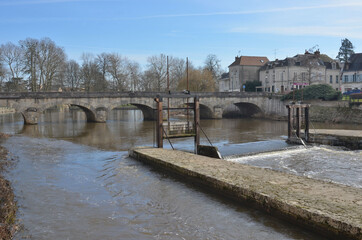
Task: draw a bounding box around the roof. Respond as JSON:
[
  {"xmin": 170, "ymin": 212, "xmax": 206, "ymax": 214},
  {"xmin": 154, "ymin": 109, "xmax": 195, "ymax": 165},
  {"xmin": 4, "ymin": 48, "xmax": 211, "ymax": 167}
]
[
  {"xmin": 260, "ymin": 52, "xmax": 340, "ymax": 71},
  {"xmin": 220, "ymin": 72, "xmax": 229, "ymax": 79},
  {"xmin": 229, "ymin": 56, "xmax": 269, "ymax": 67},
  {"xmin": 344, "ymin": 53, "xmax": 362, "ymax": 72}
]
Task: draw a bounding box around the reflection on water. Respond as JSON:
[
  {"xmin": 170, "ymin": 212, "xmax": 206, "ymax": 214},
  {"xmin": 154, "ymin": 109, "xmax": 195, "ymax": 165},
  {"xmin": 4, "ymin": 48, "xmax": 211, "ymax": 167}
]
[{"xmin": 0, "ymin": 109, "xmax": 360, "ymax": 239}]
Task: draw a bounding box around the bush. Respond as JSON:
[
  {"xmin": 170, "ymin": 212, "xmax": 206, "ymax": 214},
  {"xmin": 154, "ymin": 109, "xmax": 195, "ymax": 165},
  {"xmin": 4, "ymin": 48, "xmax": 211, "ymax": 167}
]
[
  {"xmin": 245, "ymin": 80, "xmax": 262, "ymax": 92},
  {"xmin": 281, "ymin": 84, "xmax": 341, "ymax": 101}
]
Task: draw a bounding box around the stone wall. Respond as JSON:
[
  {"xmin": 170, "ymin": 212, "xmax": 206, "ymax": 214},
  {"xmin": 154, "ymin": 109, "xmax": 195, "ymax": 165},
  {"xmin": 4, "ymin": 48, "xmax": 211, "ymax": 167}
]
[{"xmin": 308, "ymin": 101, "xmax": 362, "ymax": 124}]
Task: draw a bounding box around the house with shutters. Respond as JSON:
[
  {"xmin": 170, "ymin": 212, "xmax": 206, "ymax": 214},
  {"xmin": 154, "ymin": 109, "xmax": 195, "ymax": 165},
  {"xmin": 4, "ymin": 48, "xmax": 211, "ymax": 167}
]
[
  {"xmin": 341, "ymin": 53, "xmax": 362, "ymax": 93},
  {"xmin": 259, "ymin": 51, "xmax": 341, "ymax": 93}
]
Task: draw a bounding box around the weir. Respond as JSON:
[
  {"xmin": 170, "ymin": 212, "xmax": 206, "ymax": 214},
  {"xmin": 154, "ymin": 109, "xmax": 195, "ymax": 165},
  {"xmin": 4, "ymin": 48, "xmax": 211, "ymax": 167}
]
[
  {"xmin": 129, "ymin": 147, "xmax": 362, "ymax": 240},
  {"xmin": 286, "ymin": 103, "xmax": 362, "ymax": 149}
]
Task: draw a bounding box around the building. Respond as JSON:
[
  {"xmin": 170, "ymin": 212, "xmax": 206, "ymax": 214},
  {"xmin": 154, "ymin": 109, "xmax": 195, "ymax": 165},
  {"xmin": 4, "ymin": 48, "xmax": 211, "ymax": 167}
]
[
  {"xmin": 341, "ymin": 53, "xmax": 362, "ymax": 93},
  {"xmin": 224, "ymin": 56, "xmax": 269, "ymax": 92},
  {"xmin": 259, "ymin": 51, "xmax": 341, "ymax": 93},
  {"xmin": 218, "ymin": 72, "xmax": 230, "ymax": 92}
]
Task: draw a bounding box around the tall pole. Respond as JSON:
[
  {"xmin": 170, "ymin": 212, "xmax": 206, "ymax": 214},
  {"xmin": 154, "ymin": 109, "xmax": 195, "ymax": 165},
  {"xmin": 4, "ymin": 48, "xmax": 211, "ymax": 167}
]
[
  {"xmin": 155, "ymin": 97, "xmax": 163, "ymax": 148},
  {"xmin": 194, "ymin": 96, "xmax": 200, "ymax": 154}
]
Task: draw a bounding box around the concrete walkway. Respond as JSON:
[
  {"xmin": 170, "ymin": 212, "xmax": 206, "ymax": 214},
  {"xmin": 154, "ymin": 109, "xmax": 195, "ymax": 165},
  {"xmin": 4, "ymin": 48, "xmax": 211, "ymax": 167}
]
[{"xmin": 129, "ymin": 147, "xmax": 362, "ymax": 240}]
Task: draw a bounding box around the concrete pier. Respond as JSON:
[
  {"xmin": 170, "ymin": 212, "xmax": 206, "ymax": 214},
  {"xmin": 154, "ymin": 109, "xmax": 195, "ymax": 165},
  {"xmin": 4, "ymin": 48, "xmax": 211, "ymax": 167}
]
[
  {"xmin": 129, "ymin": 147, "xmax": 362, "ymax": 240},
  {"xmin": 309, "ymin": 129, "xmax": 362, "ymax": 150}
]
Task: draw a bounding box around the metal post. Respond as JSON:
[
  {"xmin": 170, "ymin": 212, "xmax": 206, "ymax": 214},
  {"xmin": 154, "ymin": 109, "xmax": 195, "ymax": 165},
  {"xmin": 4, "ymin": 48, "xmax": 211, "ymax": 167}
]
[
  {"xmin": 194, "ymin": 96, "xmax": 200, "ymax": 153},
  {"xmin": 305, "ymin": 106, "xmax": 309, "ymax": 142},
  {"xmin": 155, "ymin": 97, "xmax": 163, "ymax": 148}
]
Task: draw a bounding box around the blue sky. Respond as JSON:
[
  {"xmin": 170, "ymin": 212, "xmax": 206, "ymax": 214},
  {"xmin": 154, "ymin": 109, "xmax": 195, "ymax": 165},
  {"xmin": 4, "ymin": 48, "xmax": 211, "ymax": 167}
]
[{"xmin": 1, "ymin": 0, "xmax": 362, "ymax": 70}]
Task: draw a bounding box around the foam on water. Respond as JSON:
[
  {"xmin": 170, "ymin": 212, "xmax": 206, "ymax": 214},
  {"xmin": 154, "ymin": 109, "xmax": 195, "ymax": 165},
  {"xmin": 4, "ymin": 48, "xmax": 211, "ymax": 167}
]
[{"xmin": 225, "ymin": 146, "xmax": 362, "ymax": 188}]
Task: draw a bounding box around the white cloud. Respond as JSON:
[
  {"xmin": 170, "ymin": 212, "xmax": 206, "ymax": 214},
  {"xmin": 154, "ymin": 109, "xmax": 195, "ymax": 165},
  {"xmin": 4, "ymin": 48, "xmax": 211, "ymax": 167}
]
[
  {"xmin": 230, "ymin": 26, "xmax": 362, "ymax": 39},
  {"xmin": 130, "ymin": 2, "xmax": 362, "ymax": 20},
  {"xmin": 0, "ymin": 0, "xmax": 114, "ymax": 6}
]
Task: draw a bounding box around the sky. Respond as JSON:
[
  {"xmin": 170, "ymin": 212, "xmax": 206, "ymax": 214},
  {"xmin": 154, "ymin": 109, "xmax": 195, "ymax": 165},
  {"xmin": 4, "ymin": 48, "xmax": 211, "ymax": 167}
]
[{"xmin": 1, "ymin": 0, "xmax": 362, "ymax": 71}]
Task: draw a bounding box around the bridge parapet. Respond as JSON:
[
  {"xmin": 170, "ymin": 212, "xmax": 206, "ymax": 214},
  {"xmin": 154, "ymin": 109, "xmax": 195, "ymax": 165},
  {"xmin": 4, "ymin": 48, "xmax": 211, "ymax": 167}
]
[
  {"xmin": 0, "ymin": 91, "xmax": 287, "ymax": 124},
  {"xmin": 0, "ymin": 91, "xmax": 270, "ymax": 99}
]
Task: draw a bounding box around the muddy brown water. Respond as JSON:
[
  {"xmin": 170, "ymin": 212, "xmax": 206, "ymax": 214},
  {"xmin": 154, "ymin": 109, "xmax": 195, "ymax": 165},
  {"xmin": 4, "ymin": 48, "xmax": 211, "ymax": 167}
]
[{"xmin": 0, "ymin": 109, "xmax": 361, "ymax": 240}]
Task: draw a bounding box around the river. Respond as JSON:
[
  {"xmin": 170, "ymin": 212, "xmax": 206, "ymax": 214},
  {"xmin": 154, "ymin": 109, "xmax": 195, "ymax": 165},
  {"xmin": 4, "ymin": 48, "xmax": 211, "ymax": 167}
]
[{"xmin": 0, "ymin": 108, "xmax": 361, "ymax": 240}]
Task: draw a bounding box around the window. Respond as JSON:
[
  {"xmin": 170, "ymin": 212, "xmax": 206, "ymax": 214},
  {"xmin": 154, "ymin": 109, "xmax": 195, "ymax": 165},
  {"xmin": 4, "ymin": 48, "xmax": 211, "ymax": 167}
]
[
  {"xmin": 353, "ymin": 74, "xmax": 356, "ymax": 82},
  {"xmin": 336, "ymin": 75, "xmax": 339, "ymax": 83},
  {"xmin": 344, "ymin": 75, "xmax": 348, "ymax": 83},
  {"xmin": 329, "ymin": 75, "xmax": 333, "ymax": 83}
]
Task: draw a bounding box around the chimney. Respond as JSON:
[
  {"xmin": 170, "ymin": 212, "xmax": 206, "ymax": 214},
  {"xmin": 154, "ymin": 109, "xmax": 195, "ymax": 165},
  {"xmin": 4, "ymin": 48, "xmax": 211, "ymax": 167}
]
[{"xmin": 314, "ymin": 50, "xmax": 320, "ymax": 57}]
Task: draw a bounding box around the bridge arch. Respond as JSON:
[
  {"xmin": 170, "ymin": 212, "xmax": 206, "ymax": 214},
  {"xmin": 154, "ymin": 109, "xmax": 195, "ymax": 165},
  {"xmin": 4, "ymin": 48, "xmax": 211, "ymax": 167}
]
[
  {"xmin": 18, "ymin": 102, "xmax": 109, "ymax": 124},
  {"xmin": 108, "ymin": 103, "xmax": 155, "ymax": 121},
  {"xmin": 199, "ymin": 104, "xmax": 214, "ymax": 119},
  {"xmin": 233, "ymin": 102, "xmax": 263, "ymax": 118},
  {"xmin": 129, "ymin": 103, "xmax": 155, "ymax": 121}
]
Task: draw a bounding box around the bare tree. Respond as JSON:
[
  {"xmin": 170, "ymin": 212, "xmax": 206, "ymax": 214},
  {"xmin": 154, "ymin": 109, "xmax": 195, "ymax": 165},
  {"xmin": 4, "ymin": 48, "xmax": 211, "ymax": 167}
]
[
  {"xmin": 127, "ymin": 61, "xmax": 141, "ymax": 91},
  {"xmin": 19, "ymin": 38, "xmax": 66, "ymax": 92},
  {"xmin": 0, "ymin": 62, "xmax": 6, "ymax": 91},
  {"xmin": 145, "ymin": 54, "xmax": 167, "ymax": 91},
  {"xmin": 65, "ymin": 60, "xmax": 81, "ymax": 91},
  {"xmin": 169, "ymin": 57, "xmax": 185, "ymax": 90},
  {"xmin": 95, "ymin": 53, "xmax": 109, "ymax": 91},
  {"xmin": 80, "ymin": 53, "xmax": 102, "ymax": 92},
  {"xmin": 204, "ymin": 54, "xmax": 221, "ymax": 80},
  {"xmin": 0, "ymin": 42, "xmax": 23, "ymax": 91},
  {"xmin": 37, "ymin": 38, "xmax": 66, "ymax": 91},
  {"xmin": 20, "ymin": 38, "xmax": 39, "ymax": 92},
  {"xmin": 107, "ymin": 53, "xmax": 128, "ymax": 91}
]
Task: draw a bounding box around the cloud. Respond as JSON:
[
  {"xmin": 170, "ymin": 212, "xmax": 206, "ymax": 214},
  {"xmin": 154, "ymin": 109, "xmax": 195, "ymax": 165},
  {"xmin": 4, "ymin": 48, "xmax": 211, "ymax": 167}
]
[
  {"xmin": 0, "ymin": 0, "xmax": 113, "ymax": 6},
  {"xmin": 130, "ymin": 2, "xmax": 362, "ymax": 20},
  {"xmin": 230, "ymin": 26, "xmax": 362, "ymax": 39}
]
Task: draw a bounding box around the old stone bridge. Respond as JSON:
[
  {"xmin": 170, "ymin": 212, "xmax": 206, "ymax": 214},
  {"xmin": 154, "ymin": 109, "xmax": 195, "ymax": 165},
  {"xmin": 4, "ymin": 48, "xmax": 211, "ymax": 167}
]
[{"xmin": 0, "ymin": 92, "xmax": 288, "ymax": 124}]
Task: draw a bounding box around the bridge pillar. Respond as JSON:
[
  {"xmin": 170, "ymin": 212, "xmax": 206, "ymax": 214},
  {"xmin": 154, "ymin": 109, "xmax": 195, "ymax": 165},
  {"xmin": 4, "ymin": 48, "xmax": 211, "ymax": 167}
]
[
  {"xmin": 21, "ymin": 108, "xmax": 40, "ymax": 125},
  {"xmin": 94, "ymin": 108, "xmax": 107, "ymax": 123},
  {"xmin": 212, "ymin": 107, "xmax": 223, "ymax": 119}
]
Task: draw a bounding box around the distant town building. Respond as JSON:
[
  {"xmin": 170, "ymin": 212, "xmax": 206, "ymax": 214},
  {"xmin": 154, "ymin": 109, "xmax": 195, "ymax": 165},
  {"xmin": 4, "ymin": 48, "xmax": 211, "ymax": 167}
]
[
  {"xmin": 218, "ymin": 72, "xmax": 230, "ymax": 92},
  {"xmin": 341, "ymin": 53, "xmax": 362, "ymax": 92},
  {"xmin": 222, "ymin": 56, "xmax": 269, "ymax": 92},
  {"xmin": 259, "ymin": 51, "xmax": 341, "ymax": 93}
]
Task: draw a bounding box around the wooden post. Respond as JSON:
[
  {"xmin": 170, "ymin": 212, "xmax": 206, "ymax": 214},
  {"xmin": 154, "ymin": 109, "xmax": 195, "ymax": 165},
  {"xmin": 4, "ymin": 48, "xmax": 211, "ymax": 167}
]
[
  {"xmin": 305, "ymin": 106, "xmax": 309, "ymax": 142},
  {"xmin": 287, "ymin": 105, "xmax": 292, "ymax": 139},
  {"xmin": 194, "ymin": 96, "xmax": 200, "ymax": 153},
  {"xmin": 296, "ymin": 106, "xmax": 300, "ymax": 138},
  {"xmin": 155, "ymin": 97, "xmax": 163, "ymax": 148}
]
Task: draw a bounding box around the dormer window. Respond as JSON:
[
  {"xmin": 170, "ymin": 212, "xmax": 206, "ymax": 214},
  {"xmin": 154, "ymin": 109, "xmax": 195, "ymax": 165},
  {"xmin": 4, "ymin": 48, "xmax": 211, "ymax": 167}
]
[{"xmin": 332, "ymin": 62, "xmax": 336, "ymax": 70}]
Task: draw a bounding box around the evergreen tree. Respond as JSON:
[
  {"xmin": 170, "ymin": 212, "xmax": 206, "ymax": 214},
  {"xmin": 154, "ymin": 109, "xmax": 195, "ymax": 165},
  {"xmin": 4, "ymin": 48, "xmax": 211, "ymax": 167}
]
[{"xmin": 336, "ymin": 38, "xmax": 355, "ymax": 62}]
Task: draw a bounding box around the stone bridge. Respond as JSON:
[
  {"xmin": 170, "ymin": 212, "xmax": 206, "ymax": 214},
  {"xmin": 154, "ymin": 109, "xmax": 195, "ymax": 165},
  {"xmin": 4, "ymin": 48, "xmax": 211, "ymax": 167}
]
[{"xmin": 0, "ymin": 92, "xmax": 288, "ymax": 124}]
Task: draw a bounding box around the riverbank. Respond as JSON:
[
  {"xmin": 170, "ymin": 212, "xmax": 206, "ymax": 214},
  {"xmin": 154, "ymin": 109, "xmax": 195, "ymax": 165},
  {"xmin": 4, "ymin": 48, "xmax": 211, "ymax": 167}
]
[
  {"xmin": 129, "ymin": 147, "xmax": 362, "ymax": 240},
  {"xmin": 0, "ymin": 133, "xmax": 17, "ymax": 240}
]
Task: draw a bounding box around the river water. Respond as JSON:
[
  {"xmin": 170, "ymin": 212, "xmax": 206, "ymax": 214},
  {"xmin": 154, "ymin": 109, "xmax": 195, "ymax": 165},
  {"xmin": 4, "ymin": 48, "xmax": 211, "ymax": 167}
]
[{"xmin": 0, "ymin": 109, "xmax": 361, "ymax": 240}]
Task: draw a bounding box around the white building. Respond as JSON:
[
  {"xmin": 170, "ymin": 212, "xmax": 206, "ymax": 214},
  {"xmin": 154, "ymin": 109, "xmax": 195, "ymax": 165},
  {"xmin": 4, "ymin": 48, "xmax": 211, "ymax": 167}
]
[
  {"xmin": 341, "ymin": 53, "xmax": 362, "ymax": 93},
  {"xmin": 259, "ymin": 51, "xmax": 341, "ymax": 93}
]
